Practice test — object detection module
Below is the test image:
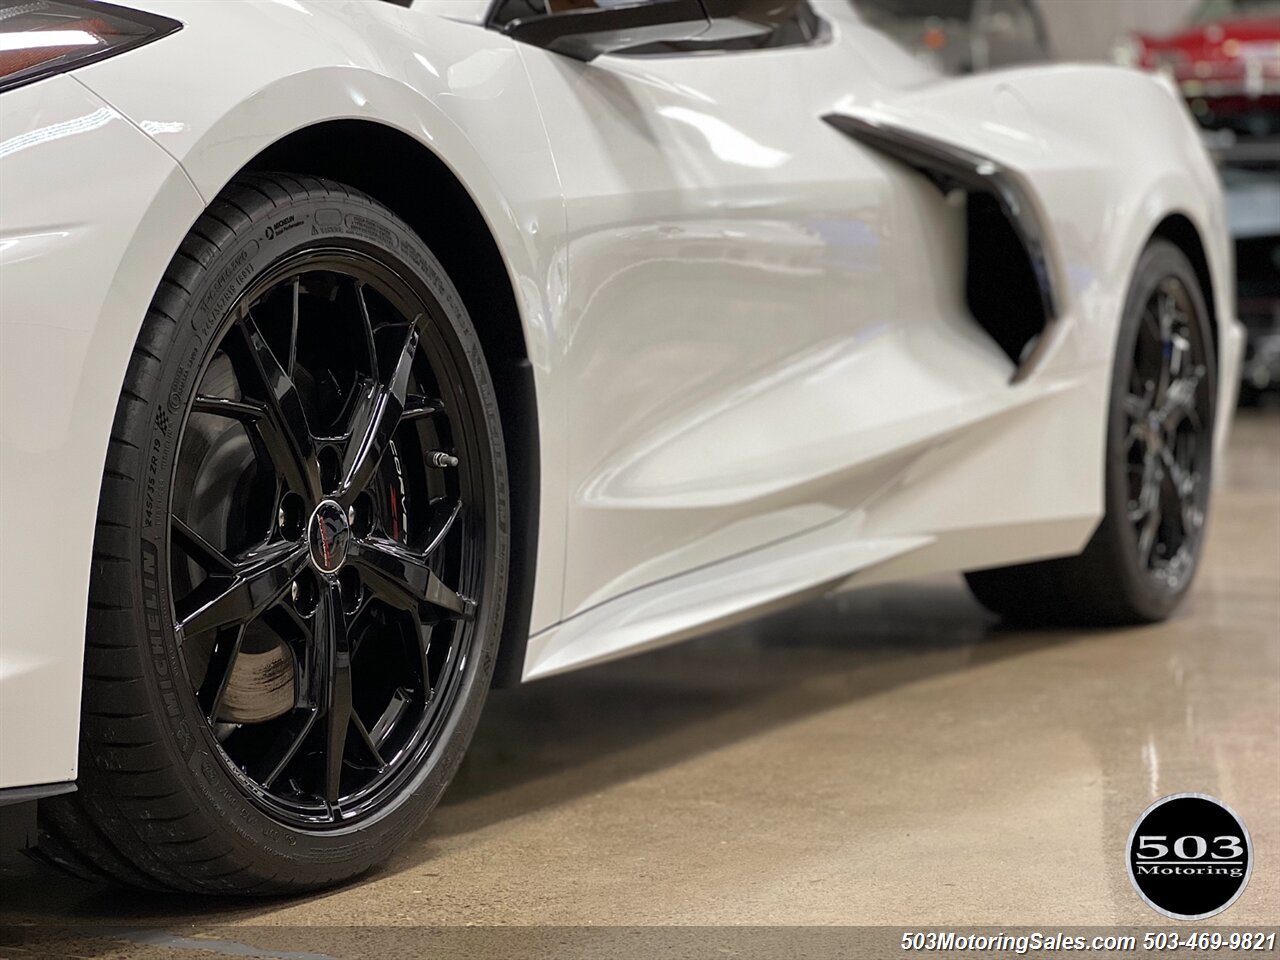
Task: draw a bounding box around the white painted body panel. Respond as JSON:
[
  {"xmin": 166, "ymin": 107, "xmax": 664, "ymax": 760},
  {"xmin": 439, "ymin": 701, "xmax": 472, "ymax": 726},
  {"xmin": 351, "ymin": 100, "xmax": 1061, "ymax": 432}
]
[
  {"xmin": 0, "ymin": 0, "xmax": 1241, "ymax": 785},
  {"xmin": 0, "ymin": 75, "xmax": 205, "ymax": 788}
]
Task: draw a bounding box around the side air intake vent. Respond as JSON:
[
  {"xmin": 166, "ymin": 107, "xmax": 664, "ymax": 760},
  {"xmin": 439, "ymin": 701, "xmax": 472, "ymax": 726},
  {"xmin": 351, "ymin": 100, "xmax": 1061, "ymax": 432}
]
[
  {"xmin": 822, "ymin": 113, "xmax": 1057, "ymax": 381},
  {"xmin": 966, "ymin": 191, "xmax": 1048, "ymax": 367}
]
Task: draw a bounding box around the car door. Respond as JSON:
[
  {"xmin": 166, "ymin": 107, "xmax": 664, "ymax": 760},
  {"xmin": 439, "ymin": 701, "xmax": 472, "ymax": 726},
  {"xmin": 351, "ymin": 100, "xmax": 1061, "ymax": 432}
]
[{"xmin": 489, "ymin": 0, "xmax": 1009, "ymax": 625}]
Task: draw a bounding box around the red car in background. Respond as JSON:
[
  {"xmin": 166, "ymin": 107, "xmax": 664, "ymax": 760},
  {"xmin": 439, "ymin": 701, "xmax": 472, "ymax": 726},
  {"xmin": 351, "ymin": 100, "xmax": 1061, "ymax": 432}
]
[{"xmin": 1121, "ymin": 0, "xmax": 1280, "ymax": 145}]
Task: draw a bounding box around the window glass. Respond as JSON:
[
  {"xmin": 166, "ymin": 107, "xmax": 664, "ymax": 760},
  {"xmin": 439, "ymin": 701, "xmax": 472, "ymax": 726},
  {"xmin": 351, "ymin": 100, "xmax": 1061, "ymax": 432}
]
[
  {"xmin": 639, "ymin": 0, "xmax": 827, "ymax": 52},
  {"xmin": 856, "ymin": 0, "xmax": 976, "ymax": 16},
  {"xmin": 489, "ymin": 0, "xmax": 827, "ymax": 52},
  {"xmin": 490, "ymin": 0, "xmax": 690, "ymax": 28}
]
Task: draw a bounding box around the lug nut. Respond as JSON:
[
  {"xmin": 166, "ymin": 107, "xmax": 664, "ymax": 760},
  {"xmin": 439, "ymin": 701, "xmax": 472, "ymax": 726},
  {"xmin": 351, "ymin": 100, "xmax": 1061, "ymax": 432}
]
[{"xmin": 277, "ymin": 492, "xmax": 305, "ymax": 541}]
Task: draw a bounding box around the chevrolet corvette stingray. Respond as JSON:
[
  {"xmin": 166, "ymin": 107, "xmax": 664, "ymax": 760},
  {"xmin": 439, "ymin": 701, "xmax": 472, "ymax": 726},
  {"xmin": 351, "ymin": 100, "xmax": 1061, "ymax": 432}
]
[{"xmin": 0, "ymin": 0, "xmax": 1242, "ymax": 892}]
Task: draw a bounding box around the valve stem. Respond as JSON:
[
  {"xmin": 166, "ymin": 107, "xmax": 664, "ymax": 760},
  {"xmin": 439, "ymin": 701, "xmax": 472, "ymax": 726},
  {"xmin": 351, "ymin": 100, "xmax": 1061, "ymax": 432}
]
[{"xmin": 428, "ymin": 451, "xmax": 459, "ymax": 469}]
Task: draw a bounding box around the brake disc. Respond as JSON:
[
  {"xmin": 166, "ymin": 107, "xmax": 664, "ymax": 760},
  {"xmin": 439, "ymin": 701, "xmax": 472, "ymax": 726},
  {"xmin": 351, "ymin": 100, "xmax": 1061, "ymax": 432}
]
[{"xmin": 217, "ymin": 634, "xmax": 297, "ymax": 724}]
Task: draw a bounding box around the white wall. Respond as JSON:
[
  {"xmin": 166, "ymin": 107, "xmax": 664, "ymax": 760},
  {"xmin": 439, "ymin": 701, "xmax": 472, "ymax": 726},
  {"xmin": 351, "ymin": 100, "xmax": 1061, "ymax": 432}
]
[{"xmin": 1037, "ymin": 0, "xmax": 1199, "ymax": 60}]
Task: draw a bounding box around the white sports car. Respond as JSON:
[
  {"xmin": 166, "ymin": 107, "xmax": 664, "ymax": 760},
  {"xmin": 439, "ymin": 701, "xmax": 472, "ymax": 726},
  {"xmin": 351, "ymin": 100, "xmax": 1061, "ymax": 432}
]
[{"xmin": 0, "ymin": 0, "xmax": 1242, "ymax": 892}]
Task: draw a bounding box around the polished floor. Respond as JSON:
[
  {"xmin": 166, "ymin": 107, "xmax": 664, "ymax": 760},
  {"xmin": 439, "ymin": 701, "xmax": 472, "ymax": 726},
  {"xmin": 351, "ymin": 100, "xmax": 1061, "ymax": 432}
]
[{"xmin": 2, "ymin": 412, "xmax": 1277, "ymax": 955}]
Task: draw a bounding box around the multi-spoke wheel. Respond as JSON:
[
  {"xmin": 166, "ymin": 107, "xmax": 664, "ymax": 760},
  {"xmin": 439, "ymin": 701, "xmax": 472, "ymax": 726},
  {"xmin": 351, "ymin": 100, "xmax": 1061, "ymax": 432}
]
[
  {"xmin": 36, "ymin": 175, "xmax": 509, "ymax": 893},
  {"xmin": 1121, "ymin": 275, "xmax": 1212, "ymax": 590},
  {"xmin": 965, "ymin": 239, "xmax": 1217, "ymax": 625}
]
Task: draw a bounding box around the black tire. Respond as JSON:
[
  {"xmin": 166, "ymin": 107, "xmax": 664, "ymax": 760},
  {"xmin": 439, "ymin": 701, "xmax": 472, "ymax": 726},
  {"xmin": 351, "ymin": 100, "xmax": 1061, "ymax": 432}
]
[
  {"xmin": 35, "ymin": 174, "xmax": 509, "ymax": 894},
  {"xmin": 966, "ymin": 239, "xmax": 1217, "ymax": 626}
]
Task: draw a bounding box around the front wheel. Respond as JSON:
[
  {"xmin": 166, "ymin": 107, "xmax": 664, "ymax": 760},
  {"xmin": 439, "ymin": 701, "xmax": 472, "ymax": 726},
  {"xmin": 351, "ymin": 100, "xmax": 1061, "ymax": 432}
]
[
  {"xmin": 35, "ymin": 174, "xmax": 509, "ymax": 893},
  {"xmin": 966, "ymin": 239, "xmax": 1217, "ymax": 625}
]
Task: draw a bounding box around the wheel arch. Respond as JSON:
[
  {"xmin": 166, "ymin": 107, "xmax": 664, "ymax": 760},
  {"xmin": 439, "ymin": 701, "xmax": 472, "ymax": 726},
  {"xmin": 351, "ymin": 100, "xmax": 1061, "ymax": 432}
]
[
  {"xmin": 1150, "ymin": 212, "xmax": 1220, "ymax": 362},
  {"xmin": 239, "ymin": 119, "xmax": 540, "ymax": 687}
]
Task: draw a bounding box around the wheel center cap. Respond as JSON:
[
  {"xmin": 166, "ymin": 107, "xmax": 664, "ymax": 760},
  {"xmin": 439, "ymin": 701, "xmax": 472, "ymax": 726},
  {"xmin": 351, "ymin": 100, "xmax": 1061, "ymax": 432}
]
[{"xmin": 308, "ymin": 499, "xmax": 350, "ymax": 575}]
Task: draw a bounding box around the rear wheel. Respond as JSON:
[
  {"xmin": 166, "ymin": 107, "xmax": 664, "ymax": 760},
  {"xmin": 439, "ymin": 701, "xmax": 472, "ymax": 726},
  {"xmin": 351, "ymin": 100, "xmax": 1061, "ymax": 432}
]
[
  {"xmin": 35, "ymin": 174, "xmax": 508, "ymax": 893},
  {"xmin": 965, "ymin": 239, "xmax": 1217, "ymax": 625}
]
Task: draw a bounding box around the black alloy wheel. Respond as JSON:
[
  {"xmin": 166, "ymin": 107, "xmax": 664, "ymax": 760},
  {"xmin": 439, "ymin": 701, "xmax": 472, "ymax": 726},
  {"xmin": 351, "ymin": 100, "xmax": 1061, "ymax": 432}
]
[
  {"xmin": 1121, "ymin": 274, "xmax": 1213, "ymax": 592},
  {"xmin": 35, "ymin": 174, "xmax": 509, "ymax": 894},
  {"xmin": 170, "ymin": 252, "xmax": 483, "ymax": 827}
]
